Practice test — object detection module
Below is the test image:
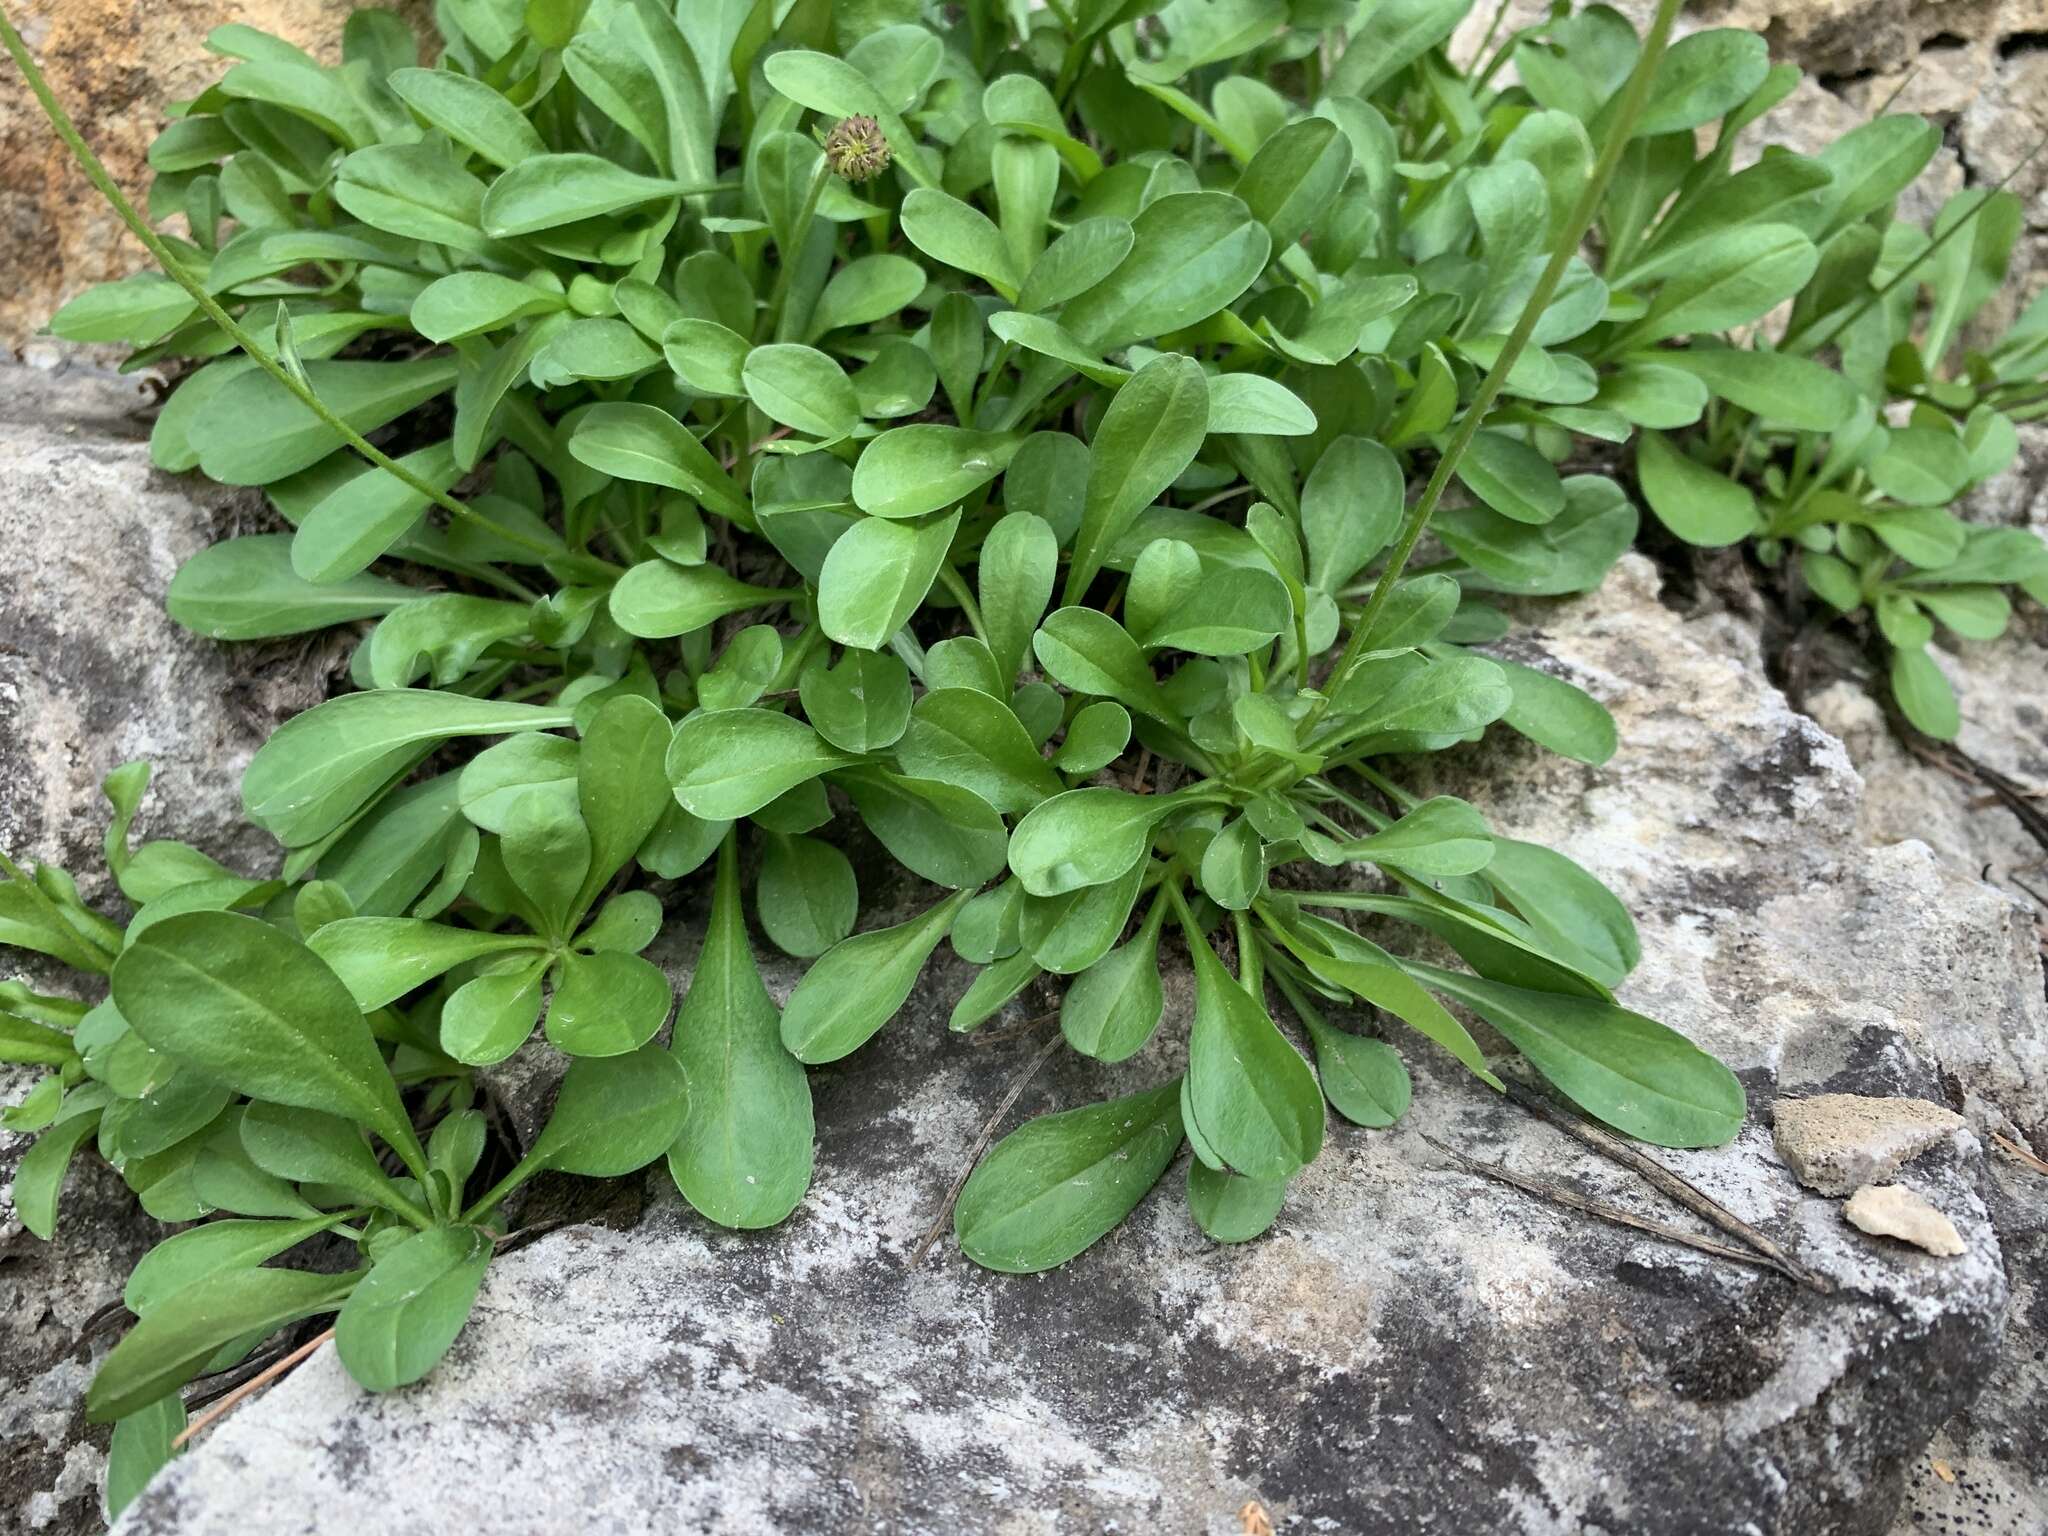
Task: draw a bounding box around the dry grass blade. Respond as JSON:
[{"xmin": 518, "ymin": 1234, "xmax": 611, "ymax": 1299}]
[
  {"xmin": 906, "ymin": 1029, "xmax": 1064, "ymax": 1270},
  {"xmin": 172, "ymin": 1327, "xmax": 334, "ymax": 1449},
  {"xmin": 1993, "ymin": 1132, "xmax": 2048, "ymax": 1177},
  {"xmin": 1503, "ymin": 1081, "xmax": 1833, "ymax": 1293},
  {"xmin": 1424, "ymin": 1136, "xmax": 1811, "ymax": 1283}
]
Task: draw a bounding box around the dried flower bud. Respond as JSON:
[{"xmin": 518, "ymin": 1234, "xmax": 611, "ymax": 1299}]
[{"xmin": 823, "ymin": 115, "xmax": 892, "ymax": 182}]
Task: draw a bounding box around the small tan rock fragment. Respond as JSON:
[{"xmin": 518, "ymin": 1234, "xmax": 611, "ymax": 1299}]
[
  {"xmin": 1773, "ymin": 1093, "xmax": 1964, "ymax": 1196},
  {"xmin": 1844, "ymin": 1184, "xmax": 1966, "ymax": 1257}
]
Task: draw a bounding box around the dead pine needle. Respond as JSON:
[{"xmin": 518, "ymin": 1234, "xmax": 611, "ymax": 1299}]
[
  {"xmin": 1423, "ymin": 1136, "xmax": 1808, "ymax": 1283},
  {"xmin": 173, "ymin": 1326, "xmax": 334, "ymax": 1449},
  {"xmin": 906, "ymin": 1030, "xmax": 1064, "ymax": 1270},
  {"xmin": 1993, "ymin": 1131, "xmax": 2048, "ymax": 1178},
  {"xmin": 966, "ymin": 1008, "xmax": 1058, "ymax": 1048},
  {"xmin": 1502, "ymin": 1081, "xmax": 1833, "ymax": 1294}
]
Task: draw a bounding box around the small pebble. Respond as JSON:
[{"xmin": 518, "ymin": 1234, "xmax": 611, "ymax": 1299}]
[
  {"xmin": 1773, "ymin": 1093, "xmax": 1963, "ymax": 1196},
  {"xmin": 1843, "ymin": 1183, "xmax": 1966, "ymax": 1257}
]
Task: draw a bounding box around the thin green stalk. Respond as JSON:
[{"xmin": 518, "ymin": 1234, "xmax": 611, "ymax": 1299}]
[
  {"xmin": 1783, "ymin": 132, "xmax": 2048, "ymax": 357},
  {"xmin": 1053, "ymin": 33, "xmax": 1091, "ymax": 107},
  {"xmin": 1467, "ymin": 0, "xmax": 1520, "ymax": 85},
  {"xmin": 1296, "ymin": 800, "xmax": 1354, "ymax": 842},
  {"xmin": 454, "ymin": 564, "xmax": 545, "ymax": 603},
  {"xmin": 972, "ymin": 339, "xmax": 1017, "ymax": 422},
  {"xmin": 0, "ymin": 8, "xmax": 575, "ymax": 571},
  {"xmin": 1235, "ymin": 909, "xmax": 1261, "ymax": 993},
  {"xmin": 1283, "ymin": 582, "xmax": 1313, "ymax": 692},
  {"xmin": 1729, "ymin": 414, "xmax": 1762, "ymax": 478},
  {"xmin": 1161, "ymin": 874, "xmax": 1202, "ymax": 939},
  {"xmin": 1313, "ymin": 0, "xmax": 1686, "ymax": 724},
  {"xmin": 461, "ymin": 1161, "xmax": 531, "ymax": 1224},
  {"xmin": 888, "ymin": 629, "xmax": 930, "ymax": 684},
  {"xmin": 1475, "ymin": 10, "xmax": 1565, "ymax": 92},
  {"xmin": 1873, "ymin": 68, "xmax": 1920, "ymax": 117},
  {"xmin": 769, "ymin": 158, "xmax": 833, "ymax": 344},
  {"xmin": 1265, "ymin": 950, "xmax": 1332, "ymax": 1030},
  {"xmin": 384, "ymin": 1184, "xmax": 440, "ymax": 1232},
  {"xmin": 1348, "ymin": 763, "xmax": 1420, "ymax": 814},
  {"xmin": 935, "ymin": 564, "xmax": 991, "ymax": 645}
]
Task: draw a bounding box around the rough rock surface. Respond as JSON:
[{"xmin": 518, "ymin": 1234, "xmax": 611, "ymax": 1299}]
[
  {"xmin": 0, "ymin": 360, "xmax": 318, "ymax": 891},
  {"xmin": 1807, "ymin": 658, "xmax": 2048, "ymax": 913},
  {"xmin": 0, "ymin": 1, "xmax": 433, "ymax": 349},
  {"xmin": 111, "ymin": 554, "xmax": 2040, "ymax": 1536},
  {"xmin": 0, "ymin": 1152, "xmax": 160, "ymax": 1536},
  {"xmin": 1434, "ymin": 563, "xmax": 2048, "ymax": 1145},
  {"xmin": 1893, "ymin": 1160, "xmax": 2048, "ymax": 1535},
  {"xmin": 1777, "ymin": 1095, "xmax": 1970, "ymax": 1198},
  {"xmin": 1790, "ymin": 419, "xmax": 2048, "ymax": 1531},
  {"xmin": 0, "ymin": 360, "xmax": 315, "ymax": 1536}
]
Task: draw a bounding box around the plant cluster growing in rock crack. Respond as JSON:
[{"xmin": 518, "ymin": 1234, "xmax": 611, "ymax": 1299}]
[{"xmin": 0, "ymin": 0, "xmax": 2040, "ymax": 1516}]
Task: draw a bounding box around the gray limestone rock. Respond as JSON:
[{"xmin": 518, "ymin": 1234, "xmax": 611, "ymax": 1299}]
[
  {"xmin": 0, "ymin": 358, "xmax": 323, "ymax": 895},
  {"xmin": 1805, "ymin": 660, "xmax": 2047, "ymax": 917},
  {"xmin": 0, "ymin": 1153, "xmax": 160, "ymax": 1536},
  {"xmin": 1888, "ymin": 1159, "xmax": 2048, "ymax": 1536},
  {"xmin": 0, "ymin": 359, "xmax": 316, "ymax": 1536}
]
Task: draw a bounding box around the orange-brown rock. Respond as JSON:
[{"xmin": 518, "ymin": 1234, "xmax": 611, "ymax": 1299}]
[{"xmin": 0, "ymin": 1, "xmax": 429, "ymax": 349}]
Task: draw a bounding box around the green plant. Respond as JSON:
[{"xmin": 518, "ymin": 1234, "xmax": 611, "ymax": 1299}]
[
  {"xmin": 1624, "ymin": 175, "xmax": 2048, "ymax": 737},
  {"xmin": 1454, "ymin": 10, "xmax": 2048, "ymax": 738},
  {"xmin": 0, "ymin": 767, "xmax": 686, "ymax": 1512},
  {"xmin": 0, "ymin": 0, "xmax": 1819, "ymax": 1501}
]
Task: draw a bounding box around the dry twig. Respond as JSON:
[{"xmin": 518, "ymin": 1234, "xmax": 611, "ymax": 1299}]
[
  {"xmin": 1425, "ymin": 1137, "xmax": 1795, "ymax": 1279},
  {"xmin": 965, "ymin": 1009, "xmax": 1058, "ymax": 1048},
  {"xmin": 173, "ymin": 1327, "xmax": 334, "ymax": 1449},
  {"xmin": 906, "ymin": 1030, "xmax": 1063, "ymax": 1270},
  {"xmin": 1902, "ymin": 733, "xmax": 2048, "ymax": 855},
  {"xmin": 1503, "ymin": 1081, "xmax": 1832, "ymax": 1293},
  {"xmin": 1993, "ymin": 1132, "xmax": 2048, "ymax": 1178}
]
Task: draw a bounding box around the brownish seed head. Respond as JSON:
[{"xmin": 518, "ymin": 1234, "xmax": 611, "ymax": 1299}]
[{"xmin": 823, "ymin": 115, "xmax": 892, "ymax": 182}]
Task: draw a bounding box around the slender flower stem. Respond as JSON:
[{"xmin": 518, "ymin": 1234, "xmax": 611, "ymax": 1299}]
[
  {"xmin": 1780, "ymin": 130, "xmax": 2048, "ymax": 358},
  {"xmin": 769, "ymin": 158, "xmax": 833, "ymax": 344},
  {"xmin": 935, "ymin": 564, "xmax": 991, "ymax": 646},
  {"xmin": 0, "ymin": 8, "xmax": 572, "ymax": 569},
  {"xmin": 1313, "ymin": 0, "xmax": 1686, "ymax": 724}
]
